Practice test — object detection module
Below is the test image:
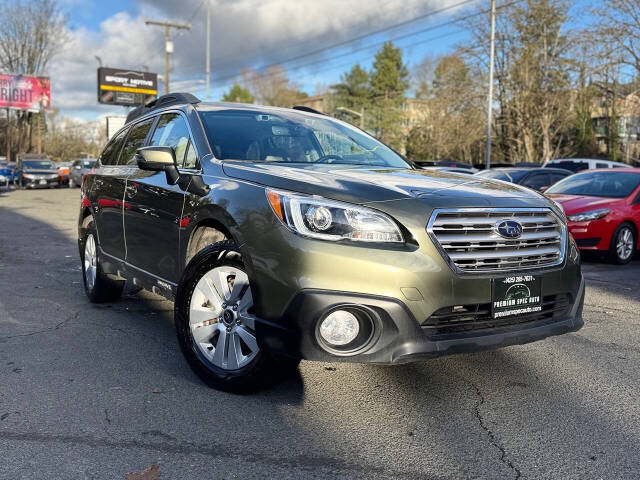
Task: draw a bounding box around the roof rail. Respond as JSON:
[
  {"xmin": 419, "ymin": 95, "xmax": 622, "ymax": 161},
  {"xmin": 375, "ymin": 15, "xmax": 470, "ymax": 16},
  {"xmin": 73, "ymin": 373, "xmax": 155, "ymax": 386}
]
[
  {"xmin": 125, "ymin": 92, "xmax": 201, "ymax": 124},
  {"xmin": 292, "ymin": 105, "xmax": 327, "ymax": 116}
]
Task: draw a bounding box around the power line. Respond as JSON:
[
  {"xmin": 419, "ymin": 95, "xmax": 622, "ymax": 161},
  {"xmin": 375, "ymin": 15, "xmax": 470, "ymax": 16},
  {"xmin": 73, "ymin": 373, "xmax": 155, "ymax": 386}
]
[
  {"xmin": 284, "ymin": 29, "xmax": 467, "ymax": 84},
  {"xmin": 212, "ymin": 0, "xmax": 518, "ymax": 87},
  {"xmin": 210, "ymin": 0, "xmax": 483, "ymax": 84},
  {"xmin": 186, "ymin": 0, "xmax": 206, "ymax": 24},
  {"xmin": 208, "ymin": 0, "xmax": 479, "ymax": 74}
]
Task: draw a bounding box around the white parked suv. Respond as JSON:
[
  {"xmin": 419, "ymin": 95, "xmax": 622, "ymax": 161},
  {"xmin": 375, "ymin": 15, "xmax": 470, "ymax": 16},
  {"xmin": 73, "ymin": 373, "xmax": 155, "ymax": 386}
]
[{"xmin": 543, "ymin": 158, "xmax": 632, "ymax": 172}]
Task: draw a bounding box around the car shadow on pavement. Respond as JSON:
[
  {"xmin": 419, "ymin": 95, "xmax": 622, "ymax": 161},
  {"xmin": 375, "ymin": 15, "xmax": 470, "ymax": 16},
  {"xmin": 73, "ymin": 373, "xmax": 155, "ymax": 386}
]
[{"xmin": 0, "ymin": 204, "xmax": 305, "ymax": 401}]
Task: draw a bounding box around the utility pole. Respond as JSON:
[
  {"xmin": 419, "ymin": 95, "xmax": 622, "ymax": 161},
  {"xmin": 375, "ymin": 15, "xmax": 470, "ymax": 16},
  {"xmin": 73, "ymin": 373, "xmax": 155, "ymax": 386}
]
[
  {"xmin": 485, "ymin": 0, "xmax": 496, "ymax": 169},
  {"xmin": 36, "ymin": 111, "xmax": 42, "ymax": 155},
  {"xmin": 205, "ymin": 0, "xmax": 211, "ymax": 100},
  {"xmin": 5, "ymin": 108, "xmax": 9, "ymax": 163},
  {"xmin": 145, "ymin": 19, "xmax": 191, "ymax": 94}
]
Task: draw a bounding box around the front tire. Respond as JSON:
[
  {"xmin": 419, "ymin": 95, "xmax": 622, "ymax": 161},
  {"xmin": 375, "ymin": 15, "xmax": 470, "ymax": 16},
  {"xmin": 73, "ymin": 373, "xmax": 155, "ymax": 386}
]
[
  {"xmin": 81, "ymin": 221, "xmax": 124, "ymax": 302},
  {"xmin": 174, "ymin": 241, "xmax": 299, "ymax": 393},
  {"xmin": 609, "ymin": 223, "xmax": 636, "ymax": 265}
]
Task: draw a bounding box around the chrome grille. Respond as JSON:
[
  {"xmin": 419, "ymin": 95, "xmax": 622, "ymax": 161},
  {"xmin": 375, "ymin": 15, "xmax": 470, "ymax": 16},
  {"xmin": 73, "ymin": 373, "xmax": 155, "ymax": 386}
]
[{"xmin": 427, "ymin": 208, "xmax": 566, "ymax": 273}]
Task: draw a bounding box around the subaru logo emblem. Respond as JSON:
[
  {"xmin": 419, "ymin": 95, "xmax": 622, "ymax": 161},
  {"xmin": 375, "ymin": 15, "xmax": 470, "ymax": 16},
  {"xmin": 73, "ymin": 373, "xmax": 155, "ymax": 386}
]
[{"xmin": 495, "ymin": 220, "xmax": 523, "ymax": 239}]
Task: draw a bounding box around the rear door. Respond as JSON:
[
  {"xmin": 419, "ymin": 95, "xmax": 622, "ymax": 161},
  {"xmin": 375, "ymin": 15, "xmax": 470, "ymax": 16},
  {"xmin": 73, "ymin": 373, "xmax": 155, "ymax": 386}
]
[
  {"xmin": 123, "ymin": 112, "xmax": 193, "ymax": 284},
  {"xmin": 93, "ymin": 128, "xmax": 129, "ymax": 259}
]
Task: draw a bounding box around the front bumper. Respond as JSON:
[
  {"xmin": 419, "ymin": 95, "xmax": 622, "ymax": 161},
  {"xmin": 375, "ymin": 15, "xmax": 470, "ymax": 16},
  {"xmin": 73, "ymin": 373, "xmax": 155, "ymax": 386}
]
[
  {"xmin": 256, "ymin": 275, "xmax": 585, "ymax": 364},
  {"xmin": 22, "ymin": 176, "xmax": 60, "ymax": 188},
  {"xmin": 568, "ymin": 220, "xmax": 611, "ymax": 251}
]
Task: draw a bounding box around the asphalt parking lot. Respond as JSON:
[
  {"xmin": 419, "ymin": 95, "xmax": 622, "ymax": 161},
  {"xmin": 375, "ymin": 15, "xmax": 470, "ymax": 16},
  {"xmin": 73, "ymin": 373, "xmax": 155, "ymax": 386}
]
[{"xmin": 1, "ymin": 187, "xmax": 639, "ymax": 480}]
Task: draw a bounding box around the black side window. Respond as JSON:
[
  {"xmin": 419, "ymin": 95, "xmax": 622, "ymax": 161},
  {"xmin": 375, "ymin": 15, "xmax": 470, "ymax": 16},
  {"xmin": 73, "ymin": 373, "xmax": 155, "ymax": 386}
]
[
  {"xmin": 183, "ymin": 140, "xmax": 198, "ymax": 169},
  {"xmin": 521, "ymin": 172, "xmax": 551, "ymax": 190},
  {"xmin": 550, "ymin": 173, "xmax": 568, "ymax": 184},
  {"xmin": 150, "ymin": 113, "xmax": 193, "ymax": 167},
  {"xmin": 119, "ymin": 118, "xmax": 155, "ymax": 166},
  {"xmin": 100, "ymin": 129, "xmax": 128, "ymax": 166}
]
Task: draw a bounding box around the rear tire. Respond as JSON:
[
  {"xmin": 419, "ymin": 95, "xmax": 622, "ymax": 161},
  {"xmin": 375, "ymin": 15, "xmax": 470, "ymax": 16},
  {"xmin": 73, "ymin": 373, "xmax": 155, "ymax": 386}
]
[
  {"xmin": 80, "ymin": 221, "xmax": 124, "ymax": 302},
  {"xmin": 608, "ymin": 223, "xmax": 636, "ymax": 265},
  {"xmin": 174, "ymin": 241, "xmax": 299, "ymax": 393}
]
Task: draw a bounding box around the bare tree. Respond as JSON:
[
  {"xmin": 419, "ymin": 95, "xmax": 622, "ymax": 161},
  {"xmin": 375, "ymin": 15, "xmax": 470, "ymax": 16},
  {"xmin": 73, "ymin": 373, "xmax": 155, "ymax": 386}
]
[
  {"xmin": 0, "ymin": 0, "xmax": 66, "ymax": 155},
  {"xmin": 461, "ymin": 0, "xmax": 576, "ymax": 164},
  {"xmin": 593, "ymin": 0, "xmax": 640, "ymax": 77},
  {"xmin": 245, "ymin": 66, "xmax": 307, "ymax": 107},
  {"xmin": 407, "ymin": 55, "xmax": 485, "ymax": 163}
]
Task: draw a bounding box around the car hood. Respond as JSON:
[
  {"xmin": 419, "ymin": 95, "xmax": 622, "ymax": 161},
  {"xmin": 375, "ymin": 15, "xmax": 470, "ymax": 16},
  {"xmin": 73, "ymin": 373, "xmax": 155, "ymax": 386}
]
[
  {"xmin": 221, "ymin": 162, "xmax": 546, "ymax": 206},
  {"xmin": 546, "ymin": 194, "xmax": 623, "ymax": 214}
]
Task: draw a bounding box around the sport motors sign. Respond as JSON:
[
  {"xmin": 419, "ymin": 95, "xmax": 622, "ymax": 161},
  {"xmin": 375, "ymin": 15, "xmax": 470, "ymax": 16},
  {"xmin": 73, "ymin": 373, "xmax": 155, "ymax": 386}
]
[
  {"xmin": 98, "ymin": 67, "xmax": 158, "ymax": 106},
  {"xmin": 0, "ymin": 74, "xmax": 51, "ymax": 111}
]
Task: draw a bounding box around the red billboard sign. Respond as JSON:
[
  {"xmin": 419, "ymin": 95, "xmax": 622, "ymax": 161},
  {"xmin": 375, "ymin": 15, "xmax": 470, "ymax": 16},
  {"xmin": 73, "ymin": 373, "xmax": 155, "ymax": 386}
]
[{"xmin": 0, "ymin": 74, "xmax": 51, "ymax": 111}]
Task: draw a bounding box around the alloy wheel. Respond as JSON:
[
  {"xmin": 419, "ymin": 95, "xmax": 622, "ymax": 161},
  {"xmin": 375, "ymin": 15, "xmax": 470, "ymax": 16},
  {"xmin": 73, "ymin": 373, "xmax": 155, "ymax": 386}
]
[
  {"xmin": 189, "ymin": 265, "xmax": 258, "ymax": 371},
  {"xmin": 84, "ymin": 233, "xmax": 97, "ymax": 290},
  {"xmin": 616, "ymin": 227, "xmax": 635, "ymax": 261}
]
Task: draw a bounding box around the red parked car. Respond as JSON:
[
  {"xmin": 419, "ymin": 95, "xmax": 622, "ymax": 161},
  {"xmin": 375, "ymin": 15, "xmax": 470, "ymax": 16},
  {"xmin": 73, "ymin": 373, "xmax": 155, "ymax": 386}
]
[{"xmin": 546, "ymin": 168, "xmax": 640, "ymax": 264}]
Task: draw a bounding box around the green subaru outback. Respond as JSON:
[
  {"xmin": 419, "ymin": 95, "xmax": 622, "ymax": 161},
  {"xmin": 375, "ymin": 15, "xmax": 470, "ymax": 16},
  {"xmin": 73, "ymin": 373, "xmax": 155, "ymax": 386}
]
[{"xmin": 78, "ymin": 93, "xmax": 584, "ymax": 392}]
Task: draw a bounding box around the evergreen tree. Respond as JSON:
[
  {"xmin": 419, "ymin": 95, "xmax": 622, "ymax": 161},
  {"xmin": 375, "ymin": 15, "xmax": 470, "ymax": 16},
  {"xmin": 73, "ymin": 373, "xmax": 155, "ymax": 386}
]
[
  {"xmin": 332, "ymin": 64, "xmax": 370, "ymax": 111},
  {"xmin": 369, "ymin": 42, "xmax": 409, "ymax": 149}
]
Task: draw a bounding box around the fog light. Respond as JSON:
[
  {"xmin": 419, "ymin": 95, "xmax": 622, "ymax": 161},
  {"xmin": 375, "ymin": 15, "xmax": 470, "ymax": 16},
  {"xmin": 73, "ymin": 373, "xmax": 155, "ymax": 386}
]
[{"xmin": 319, "ymin": 310, "xmax": 359, "ymax": 346}]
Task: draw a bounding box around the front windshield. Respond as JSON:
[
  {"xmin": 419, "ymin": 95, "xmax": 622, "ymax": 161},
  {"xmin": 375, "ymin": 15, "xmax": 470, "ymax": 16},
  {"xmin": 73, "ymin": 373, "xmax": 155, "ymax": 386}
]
[
  {"xmin": 80, "ymin": 160, "xmax": 96, "ymax": 168},
  {"xmin": 199, "ymin": 109, "xmax": 410, "ymax": 168},
  {"xmin": 476, "ymin": 170, "xmax": 528, "ymax": 183},
  {"xmin": 23, "ymin": 160, "xmax": 54, "ymax": 169},
  {"xmin": 546, "ymin": 171, "xmax": 640, "ymax": 198}
]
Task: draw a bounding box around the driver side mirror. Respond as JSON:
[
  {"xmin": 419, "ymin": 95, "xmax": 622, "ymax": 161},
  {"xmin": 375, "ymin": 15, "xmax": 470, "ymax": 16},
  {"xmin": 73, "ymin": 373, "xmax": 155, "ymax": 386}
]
[{"xmin": 136, "ymin": 146, "xmax": 180, "ymax": 185}]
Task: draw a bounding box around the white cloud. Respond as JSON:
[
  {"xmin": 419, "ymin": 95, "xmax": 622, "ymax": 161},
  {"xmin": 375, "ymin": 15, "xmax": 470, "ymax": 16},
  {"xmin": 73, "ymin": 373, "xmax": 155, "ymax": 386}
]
[{"xmin": 48, "ymin": 0, "xmax": 471, "ymax": 119}]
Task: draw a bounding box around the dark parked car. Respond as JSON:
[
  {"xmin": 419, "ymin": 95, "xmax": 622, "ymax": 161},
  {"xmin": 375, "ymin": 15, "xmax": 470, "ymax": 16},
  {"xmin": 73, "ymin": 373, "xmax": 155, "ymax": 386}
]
[
  {"xmin": 17, "ymin": 158, "xmax": 61, "ymax": 188},
  {"xmin": 475, "ymin": 167, "xmax": 572, "ymax": 191},
  {"xmin": 68, "ymin": 159, "xmax": 97, "ymax": 188},
  {"xmin": 78, "ymin": 93, "xmax": 584, "ymax": 392}
]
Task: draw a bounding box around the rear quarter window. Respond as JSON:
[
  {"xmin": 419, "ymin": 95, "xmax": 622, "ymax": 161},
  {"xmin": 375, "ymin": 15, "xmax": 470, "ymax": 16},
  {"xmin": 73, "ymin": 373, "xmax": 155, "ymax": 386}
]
[{"xmin": 100, "ymin": 129, "xmax": 128, "ymax": 166}]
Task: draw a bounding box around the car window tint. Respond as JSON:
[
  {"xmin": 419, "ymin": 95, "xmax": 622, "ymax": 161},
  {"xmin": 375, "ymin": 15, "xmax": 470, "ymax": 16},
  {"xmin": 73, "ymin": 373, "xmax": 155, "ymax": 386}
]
[
  {"xmin": 100, "ymin": 129, "xmax": 128, "ymax": 166},
  {"xmin": 183, "ymin": 140, "xmax": 198, "ymax": 169},
  {"xmin": 521, "ymin": 173, "xmax": 550, "ymax": 190},
  {"xmin": 596, "ymin": 162, "xmax": 609, "ymax": 169},
  {"xmin": 549, "ymin": 161, "xmax": 587, "ymax": 172},
  {"xmin": 120, "ymin": 118, "xmax": 154, "ymax": 165},
  {"xmin": 550, "ymin": 173, "xmax": 568, "ymax": 184},
  {"xmin": 547, "ymin": 171, "xmax": 640, "ymax": 198},
  {"xmin": 150, "ymin": 113, "xmax": 191, "ymax": 164}
]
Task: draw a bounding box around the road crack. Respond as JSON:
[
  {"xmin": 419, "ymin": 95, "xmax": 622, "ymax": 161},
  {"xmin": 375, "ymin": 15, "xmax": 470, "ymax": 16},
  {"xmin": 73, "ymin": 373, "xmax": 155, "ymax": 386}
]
[
  {"xmin": 0, "ymin": 311, "xmax": 79, "ymax": 341},
  {"xmin": 470, "ymin": 382, "xmax": 521, "ymax": 480}
]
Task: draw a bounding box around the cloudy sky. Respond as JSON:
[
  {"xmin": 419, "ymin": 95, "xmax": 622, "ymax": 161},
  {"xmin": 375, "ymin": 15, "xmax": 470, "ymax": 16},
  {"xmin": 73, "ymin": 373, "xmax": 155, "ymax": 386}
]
[{"xmin": 52, "ymin": 0, "xmax": 489, "ymax": 119}]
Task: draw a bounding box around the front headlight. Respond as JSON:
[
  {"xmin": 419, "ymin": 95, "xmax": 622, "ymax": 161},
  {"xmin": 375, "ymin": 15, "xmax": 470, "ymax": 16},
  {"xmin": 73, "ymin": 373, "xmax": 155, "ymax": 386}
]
[
  {"xmin": 567, "ymin": 208, "xmax": 610, "ymax": 222},
  {"xmin": 266, "ymin": 189, "xmax": 404, "ymax": 243},
  {"xmin": 22, "ymin": 173, "xmax": 32, "ymax": 179}
]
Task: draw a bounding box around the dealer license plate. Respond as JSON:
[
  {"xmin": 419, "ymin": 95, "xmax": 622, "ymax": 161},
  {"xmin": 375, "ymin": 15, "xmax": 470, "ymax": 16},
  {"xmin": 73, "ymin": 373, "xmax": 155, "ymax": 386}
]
[{"xmin": 492, "ymin": 275, "xmax": 542, "ymax": 318}]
